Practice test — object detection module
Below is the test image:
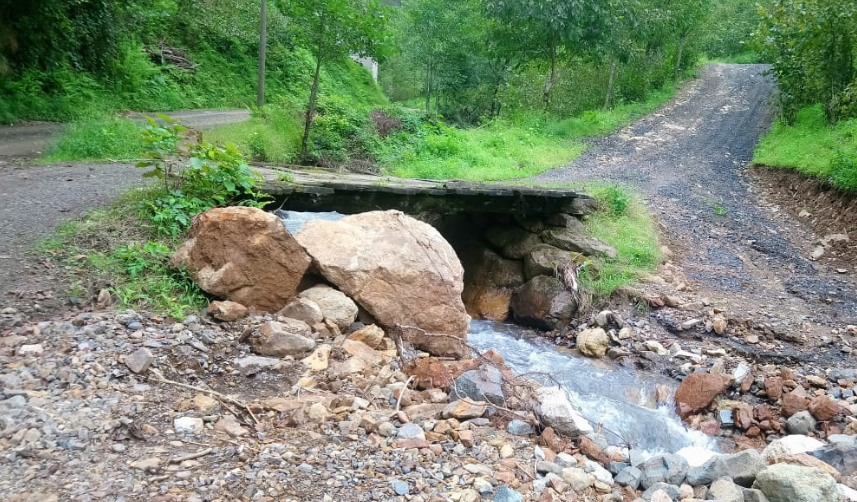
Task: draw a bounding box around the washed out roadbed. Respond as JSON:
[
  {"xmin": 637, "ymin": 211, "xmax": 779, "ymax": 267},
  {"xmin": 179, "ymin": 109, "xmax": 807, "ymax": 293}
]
[{"xmin": 532, "ymin": 63, "xmax": 857, "ymax": 364}]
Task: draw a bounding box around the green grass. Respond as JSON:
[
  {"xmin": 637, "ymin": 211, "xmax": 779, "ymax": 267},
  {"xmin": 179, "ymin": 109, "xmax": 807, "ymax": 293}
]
[
  {"xmin": 754, "ymin": 105, "xmax": 857, "ymax": 192},
  {"xmin": 204, "ymin": 108, "xmax": 304, "ymax": 164},
  {"xmin": 699, "ymin": 52, "xmax": 764, "ymax": 64},
  {"xmin": 40, "ymin": 118, "xmax": 145, "ymax": 163},
  {"xmin": 382, "ymin": 84, "xmax": 676, "ymax": 181},
  {"xmin": 39, "ymin": 188, "xmax": 208, "ymax": 318}
]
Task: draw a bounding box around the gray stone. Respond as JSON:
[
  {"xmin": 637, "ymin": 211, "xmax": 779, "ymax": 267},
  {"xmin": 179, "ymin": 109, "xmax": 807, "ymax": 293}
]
[
  {"xmin": 638, "ymin": 454, "xmax": 688, "ymax": 490},
  {"xmin": 523, "ymin": 244, "xmax": 582, "ymax": 279},
  {"xmin": 536, "ymin": 461, "xmax": 563, "ymax": 475},
  {"xmin": 641, "ymin": 482, "xmax": 680, "ymax": 501},
  {"xmin": 686, "ymin": 449, "xmax": 766, "ymax": 487},
  {"xmin": 493, "ymin": 486, "xmax": 523, "ymax": 502},
  {"xmin": 250, "ymin": 320, "xmax": 316, "ymax": 357},
  {"xmin": 125, "ymin": 348, "xmax": 154, "ymax": 374},
  {"xmin": 533, "ymin": 387, "xmax": 593, "ymax": 437},
  {"xmin": 485, "ymin": 225, "xmax": 542, "ymax": 260},
  {"xmin": 787, "ymin": 410, "xmax": 817, "ymax": 435},
  {"xmin": 278, "ymin": 298, "xmax": 324, "ymax": 325},
  {"xmin": 174, "ymin": 416, "xmax": 204, "ymax": 435},
  {"xmin": 234, "ymin": 355, "xmax": 284, "ymax": 371},
  {"xmin": 450, "ymin": 366, "xmax": 505, "ymax": 406},
  {"xmin": 752, "ymin": 464, "xmax": 839, "ymax": 502},
  {"xmin": 507, "ymin": 419, "xmax": 534, "ymax": 436},
  {"xmin": 607, "ymin": 461, "xmax": 630, "ymax": 475},
  {"xmin": 708, "ymin": 477, "xmax": 744, "ymax": 502},
  {"xmin": 561, "ymin": 467, "xmax": 593, "ymax": 492},
  {"xmin": 510, "ymin": 275, "xmax": 578, "ymax": 330},
  {"xmin": 392, "ymin": 481, "xmax": 409, "ymax": 496},
  {"xmin": 811, "ymin": 440, "xmax": 857, "ymax": 476},
  {"xmin": 298, "ymin": 285, "xmax": 358, "ymax": 331},
  {"xmin": 396, "ymin": 423, "xmax": 425, "ymax": 441},
  {"xmin": 616, "ymin": 466, "xmax": 643, "ymax": 490},
  {"xmin": 541, "ymin": 228, "xmax": 617, "ymax": 259},
  {"xmin": 741, "ymin": 488, "xmax": 771, "ymax": 502},
  {"xmin": 545, "ymin": 213, "xmax": 586, "ymax": 231}
]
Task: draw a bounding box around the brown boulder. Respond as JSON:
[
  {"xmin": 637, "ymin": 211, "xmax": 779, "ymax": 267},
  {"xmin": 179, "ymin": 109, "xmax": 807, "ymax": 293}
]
[
  {"xmin": 808, "ymin": 395, "xmax": 843, "ymax": 421},
  {"xmin": 295, "ymin": 211, "xmax": 469, "ymax": 357},
  {"xmin": 171, "ymin": 207, "xmax": 311, "ymax": 312},
  {"xmin": 510, "ymin": 276, "xmax": 578, "ymax": 330},
  {"xmin": 674, "ymin": 373, "xmax": 729, "ymax": 418},
  {"xmin": 782, "ymin": 390, "xmax": 810, "ymax": 417}
]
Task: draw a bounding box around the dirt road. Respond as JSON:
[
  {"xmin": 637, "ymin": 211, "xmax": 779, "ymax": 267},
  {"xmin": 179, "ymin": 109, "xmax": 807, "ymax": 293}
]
[
  {"xmin": 535, "ymin": 63, "xmax": 857, "ymax": 360},
  {"xmin": 0, "ymin": 109, "xmax": 250, "ymax": 157}
]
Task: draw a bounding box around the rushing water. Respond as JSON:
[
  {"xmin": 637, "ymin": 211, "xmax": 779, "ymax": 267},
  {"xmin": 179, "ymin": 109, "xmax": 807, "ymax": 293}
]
[
  {"xmin": 275, "ymin": 209, "xmax": 345, "ymax": 234},
  {"xmin": 469, "ymin": 320, "xmax": 715, "ymax": 455}
]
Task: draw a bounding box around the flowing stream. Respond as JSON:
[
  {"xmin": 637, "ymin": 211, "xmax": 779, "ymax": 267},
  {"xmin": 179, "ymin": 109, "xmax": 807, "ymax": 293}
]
[{"xmin": 469, "ymin": 320, "xmax": 715, "ymax": 455}]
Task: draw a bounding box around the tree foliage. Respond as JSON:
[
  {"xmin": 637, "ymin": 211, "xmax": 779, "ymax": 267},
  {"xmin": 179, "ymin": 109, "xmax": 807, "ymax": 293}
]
[{"xmin": 757, "ymin": 0, "xmax": 857, "ymax": 123}]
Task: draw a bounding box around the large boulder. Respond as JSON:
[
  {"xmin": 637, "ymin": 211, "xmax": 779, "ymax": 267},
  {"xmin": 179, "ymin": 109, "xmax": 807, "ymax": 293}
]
[
  {"xmin": 510, "ymin": 276, "xmax": 577, "ymax": 330},
  {"xmin": 752, "ymin": 464, "xmax": 839, "ymax": 502},
  {"xmin": 811, "ymin": 439, "xmax": 857, "ymax": 476},
  {"xmin": 171, "ymin": 207, "xmax": 311, "ymax": 312},
  {"xmin": 674, "ymin": 373, "xmax": 729, "ymax": 418},
  {"xmin": 686, "ymin": 449, "xmax": 766, "ymax": 487},
  {"xmin": 541, "ymin": 228, "xmax": 617, "ymax": 259},
  {"xmin": 524, "ymin": 244, "xmax": 585, "ymax": 280},
  {"xmin": 461, "ymin": 245, "xmax": 525, "ymax": 321},
  {"xmin": 485, "ymin": 225, "xmax": 543, "ymax": 259},
  {"xmin": 295, "ymin": 211, "xmax": 469, "ymax": 357},
  {"xmin": 449, "ymin": 367, "xmax": 505, "ymax": 405}
]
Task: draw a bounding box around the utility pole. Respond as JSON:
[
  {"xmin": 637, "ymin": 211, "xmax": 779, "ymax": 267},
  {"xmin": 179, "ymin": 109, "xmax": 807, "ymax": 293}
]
[{"xmin": 257, "ymin": 0, "xmax": 267, "ymax": 107}]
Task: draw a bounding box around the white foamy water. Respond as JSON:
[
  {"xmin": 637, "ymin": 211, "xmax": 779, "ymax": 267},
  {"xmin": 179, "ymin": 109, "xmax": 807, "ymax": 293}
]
[{"xmin": 469, "ymin": 320, "xmax": 716, "ymax": 454}]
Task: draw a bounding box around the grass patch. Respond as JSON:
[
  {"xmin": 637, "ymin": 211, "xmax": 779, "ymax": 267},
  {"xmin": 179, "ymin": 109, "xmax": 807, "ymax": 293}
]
[
  {"xmin": 41, "ymin": 119, "xmax": 145, "ymax": 163},
  {"xmin": 583, "ymin": 185, "xmax": 661, "ymax": 298},
  {"xmin": 382, "ymin": 84, "xmax": 676, "ymax": 181},
  {"xmin": 204, "ymin": 108, "xmax": 303, "ymax": 164},
  {"xmin": 699, "ymin": 52, "xmax": 764, "ymax": 64},
  {"xmin": 754, "ymin": 105, "xmax": 857, "ymax": 192},
  {"xmin": 39, "ymin": 188, "xmax": 209, "ymax": 318}
]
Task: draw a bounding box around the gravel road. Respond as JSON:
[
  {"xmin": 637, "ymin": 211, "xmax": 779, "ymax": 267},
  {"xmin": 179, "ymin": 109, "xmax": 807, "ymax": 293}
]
[{"xmin": 534, "ymin": 63, "xmax": 857, "ymax": 358}]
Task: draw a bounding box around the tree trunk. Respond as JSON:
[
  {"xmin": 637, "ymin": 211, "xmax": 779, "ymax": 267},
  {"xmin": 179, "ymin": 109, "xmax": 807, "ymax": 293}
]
[
  {"xmin": 604, "ymin": 59, "xmax": 617, "ymax": 109},
  {"xmin": 256, "ymin": 0, "xmax": 267, "ymax": 107},
  {"xmin": 300, "ymin": 53, "xmax": 323, "ymax": 162},
  {"xmin": 425, "ymin": 58, "xmax": 433, "ymax": 115},
  {"xmin": 674, "ymin": 35, "xmax": 685, "ymax": 82},
  {"xmin": 542, "ymin": 40, "xmax": 558, "ymax": 109}
]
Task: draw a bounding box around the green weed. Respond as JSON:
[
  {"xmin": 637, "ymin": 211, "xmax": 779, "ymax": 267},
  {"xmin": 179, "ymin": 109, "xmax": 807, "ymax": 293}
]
[{"xmin": 41, "ymin": 119, "xmax": 144, "ymax": 162}]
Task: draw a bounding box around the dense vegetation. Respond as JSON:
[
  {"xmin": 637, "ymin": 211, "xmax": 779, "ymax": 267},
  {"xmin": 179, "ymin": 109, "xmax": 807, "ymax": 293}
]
[
  {"xmin": 753, "ymin": 0, "xmax": 857, "ymax": 191},
  {"xmin": 2, "ymin": 0, "xmax": 761, "ymax": 178}
]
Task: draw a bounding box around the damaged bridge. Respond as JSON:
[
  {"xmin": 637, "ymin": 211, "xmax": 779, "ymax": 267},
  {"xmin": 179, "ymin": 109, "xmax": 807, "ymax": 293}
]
[{"xmin": 256, "ymin": 166, "xmax": 595, "ymax": 216}]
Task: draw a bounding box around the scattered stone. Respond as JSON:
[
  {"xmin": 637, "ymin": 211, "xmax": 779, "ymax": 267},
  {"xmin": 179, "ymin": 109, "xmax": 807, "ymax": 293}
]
[
  {"xmin": 130, "ymin": 458, "xmax": 161, "ymax": 471},
  {"xmin": 533, "ymin": 387, "xmax": 593, "ymax": 436},
  {"xmin": 214, "ymin": 414, "xmax": 248, "ymax": 436},
  {"xmin": 615, "ymin": 466, "xmax": 642, "ymax": 490},
  {"xmin": 674, "ymin": 373, "xmax": 728, "ymax": 418},
  {"xmin": 450, "ymin": 366, "xmax": 505, "ymax": 405},
  {"xmin": 687, "ymin": 449, "xmax": 766, "ymax": 487},
  {"xmin": 642, "ymin": 482, "xmax": 681, "ymax": 501},
  {"xmin": 782, "ymin": 391, "xmax": 809, "ymax": 417},
  {"xmin": 443, "ymin": 400, "xmax": 487, "ymax": 420},
  {"xmin": 301, "ymin": 344, "xmax": 332, "ymax": 372},
  {"xmin": 712, "ymin": 314, "xmax": 728, "ymax": 335},
  {"xmin": 638, "ymin": 454, "xmax": 689, "ymax": 490},
  {"xmin": 250, "ymin": 320, "xmax": 316, "ymax": 357},
  {"xmin": 125, "ymin": 347, "xmax": 154, "ymax": 374},
  {"xmin": 560, "ymin": 467, "xmax": 593, "ymax": 492},
  {"xmin": 298, "ymin": 285, "xmax": 359, "ymax": 331},
  {"xmin": 193, "ymin": 394, "xmax": 220, "ymax": 413},
  {"xmin": 392, "ymin": 481, "xmax": 410, "ymax": 496},
  {"xmin": 808, "ymin": 395, "xmax": 842, "ymax": 421},
  {"xmin": 507, "ymin": 419, "xmax": 534, "ymax": 436},
  {"xmin": 577, "ymin": 328, "xmax": 610, "ymax": 358},
  {"xmin": 207, "ymin": 300, "xmax": 248, "ymax": 321},
  {"xmin": 493, "ymin": 486, "xmax": 523, "ymax": 502},
  {"xmin": 396, "ymin": 423, "xmax": 426, "ymax": 441},
  {"xmin": 709, "ymin": 477, "xmax": 744, "ymax": 502},
  {"xmin": 174, "ymin": 417, "xmax": 204, "ymax": 435},
  {"xmin": 17, "ymin": 343, "xmax": 44, "ymax": 357},
  {"xmin": 787, "ymin": 411, "xmax": 817, "ymax": 435},
  {"xmin": 347, "ymin": 324, "xmax": 385, "ymax": 349}
]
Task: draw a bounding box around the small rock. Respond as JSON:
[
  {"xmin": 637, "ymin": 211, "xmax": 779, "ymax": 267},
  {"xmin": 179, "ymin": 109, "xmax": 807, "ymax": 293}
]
[
  {"xmin": 443, "ymin": 400, "xmax": 487, "ymax": 420},
  {"xmin": 125, "ymin": 347, "xmax": 154, "ymax": 374},
  {"xmin": 207, "ymin": 300, "xmax": 248, "ymax": 321},
  {"xmin": 507, "ymin": 419, "xmax": 534, "ymax": 436},
  {"xmin": 301, "ymin": 344, "xmax": 332, "ymax": 372},
  {"xmin": 450, "ymin": 366, "xmax": 505, "ymax": 405},
  {"xmin": 347, "ymin": 324, "xmax": 385, "ymax": 349},
  {"xmin": 712, "ymin": 314, "xmax": 728, "ymax": 335},
  {"xmin": 577, "ymin": 328, "xmax": 610, "ymax": 358},
  {"xmin": 493, "ymin": 486, "xmax": 523, "ymax": 502},
  {"xmin": 674, "ymin": 373, "xmax": 728, "ymax": 418},
  {"xmin": 278, "ymin": 297, "xmax": 324, "ymax": 325},
  {"xmin": 174, "ymin": 417, "xmax": 204, "ymax": 435},
  {"xmin": 17, "ymin": 344, "xmax": 44, "ymax": 357},
  {"xmin": 392, "ymin": 481, "xmax": 410, "ymax": 496},
  {"xmin": 130, "ymin": 457, "xmax": 161, "ymax": 471},
  {"xmin": 397, "ymin": 423, "xmax": 426, "ymax": 441},
  {"xmin": 709, "ymin": 477, "xmax": 744, "ymax": 502},
  {"xmin": 752, "ymin": 464, "xmax": 839, "ymax": 502},
  {"xmin": 250, "ymin": 320, "xmax": 316, "ymax": 357},
  {"xmin": 787, "ymin": 411, "xmax": 817, "ymax": 435},
  {"xmin": 193, "ymin": 394, "xmax": 220, "ymax": 413},
  {"xmin": 811, "ymin": 246, "xmax": 825, "ymax": 260},
  {"xmin": 214, "ymin": 414, "xmax": 248, "ymax": 437}
]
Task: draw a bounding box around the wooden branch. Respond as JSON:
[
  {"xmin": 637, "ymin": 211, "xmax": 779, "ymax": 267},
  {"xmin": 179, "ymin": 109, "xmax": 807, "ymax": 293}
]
[
  {"xmin": 149, "ymin": 368, "xmax": 260, "ymax": 424},
  {"xmin": 169, "ymin": 448, "xmax": 213, "ymax": 464}
]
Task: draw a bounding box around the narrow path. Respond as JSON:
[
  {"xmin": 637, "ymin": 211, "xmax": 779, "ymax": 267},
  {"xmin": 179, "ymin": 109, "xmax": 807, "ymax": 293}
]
[
  {"xmin": 0, "ymin": 109, "xmax": 250, "ymax": 157},
  {"xmin": 0, "ymin": 109, "xmax": 250, "ymax": 314},
  {"xmin": 534, "ymin": 63, "xmax": 857, "ymax": 357}
]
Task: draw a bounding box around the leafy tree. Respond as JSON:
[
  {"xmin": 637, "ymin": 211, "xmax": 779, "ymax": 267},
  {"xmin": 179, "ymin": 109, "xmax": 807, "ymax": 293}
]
[
  {"xmin": 758, "ymin": 0, "xmax": 857, "ymax": 122},
  {"xmin": 282, "ymin": 0, "xmax": 394, "ymax": 161},
  {"xmin": 664, "ymin": 0, "xmax": 709, "ymax": 81},
  {"xmin": 486, "ymin": 0, "xmax": 606, "ymax": 108}
]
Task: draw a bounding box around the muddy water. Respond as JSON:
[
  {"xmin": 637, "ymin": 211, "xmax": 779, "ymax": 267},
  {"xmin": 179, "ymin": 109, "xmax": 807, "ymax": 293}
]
[{"xmin": 469, "ymin": 320, "xmax": 714, "ymax": 454}]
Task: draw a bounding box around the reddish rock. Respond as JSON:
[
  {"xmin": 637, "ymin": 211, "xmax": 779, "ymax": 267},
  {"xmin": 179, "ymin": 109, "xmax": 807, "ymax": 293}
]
[
  {"xmin": 747, "ymin": 426, "xmax": 761, "ymax": 437},
  {"xmin": 674, "ymin": 373, "xmax": 729, "ymax": 418},
  {"xmin": 734, "ymin": 403, "xmax": 754, "ymax": 430},
  {"xmin": 781, "ymin": 390, "xmax": 810, "ymax": 417},
  {"xmin": 579, "ymin": 436, "xmax": 610, "ymax": 464},
  {"xmin": 741, "ymin": 371, "xmax": 754, "ymax": 393},
  {"xmin": 765, "ymin": 376, "xmax": 784, "ymax": 401},
  {"xmin": 808, "ymin": 395, "xmax": 843, "ymax": 421},
  {"xmin": 404, "ymin": 357, "xmax": 453, "ymax": 391},
  {"xmin": 755, "ymin": 403, "xmax": 774, "ymax": 422},
  {"xmin": 780, "ymin": 368, "xmax": 795, "ymax": 381},
  {"xmin": 700, "ymin": 420, "xmax": 722, "ymax": 435},
  {"xmin": 172, "ymin": 207, "xmax": 311, "ymax": 311},
  {"xmin": 540, "ymin": 427, "xmax": 567, "ymax": 453}
]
